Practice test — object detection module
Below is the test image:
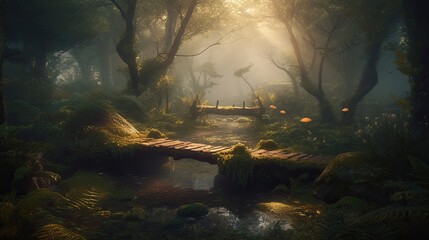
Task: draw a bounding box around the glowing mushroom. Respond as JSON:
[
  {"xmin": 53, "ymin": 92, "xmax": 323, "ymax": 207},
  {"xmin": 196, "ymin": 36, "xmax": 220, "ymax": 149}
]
[
  {"xmin": 279, "ymin": 110, "xmax": 286, "ymax": 115},
  {"xmin": 300, "ymin": 117, "xmax": 312, "ymax": 123},
  {"xmin": 269, "ymin": 104, "xmax": 277, "ymax": 110},
  {"xmin": 341, "ymin": 107, "xmax": 350, "ymax": 113}
]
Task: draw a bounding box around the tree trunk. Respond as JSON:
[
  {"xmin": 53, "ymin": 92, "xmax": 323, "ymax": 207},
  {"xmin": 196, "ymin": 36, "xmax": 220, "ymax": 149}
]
[
  {"xmin": 112, "ymin": 0, "xmax": 139, "ymax": 94},
  {"xmin": 140, "ymin": 0, "xmax": 198, "ymax": 89},
  {"xmin": 163, "ymin": 0, "xmax": 178, "ymax": 52},
  {"xmin": 284, "ymin": 23, "xmax": 335, "ymax": 123},
  {"xmin": 403, "ymin": 0, "xmax": 429, "ymax": 138},
  {"xmin": 0, "ymin": 0, "xmax": 6, "ymax": 124},
  {"xmin": 341, "ymin": 40, "xmax": 383, "ymax": 125},
  {"xmin": 165, "ymin": 0, "xmax": 198, "ymax": 66}
]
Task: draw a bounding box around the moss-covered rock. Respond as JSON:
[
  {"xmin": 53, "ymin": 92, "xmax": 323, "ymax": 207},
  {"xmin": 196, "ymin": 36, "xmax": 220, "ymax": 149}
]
[
  {"xmin": 218, "ymin": 144, "xmax": 254, "ymax": 188},
  {"xmin": 124, "ymin": 207, "xmax": 146, "ymax": 221},
  {"xmin": 255, "ymin": 139, "xmax": 279, "ymax": 151},
  {"xmin": 314, "ymin": 152, "xmax": 392, "ymax": 203},
  {"xmin": 176, "ymin": 203, "xmax": 209, "ymax": 218},
  {"xmin": 146, "ymin": 129, "xmax": 166, "ymax": 139}
]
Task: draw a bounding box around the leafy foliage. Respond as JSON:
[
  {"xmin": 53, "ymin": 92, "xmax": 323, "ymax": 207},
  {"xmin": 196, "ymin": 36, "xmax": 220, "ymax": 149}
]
[
  {"xmin": 355, "ymin": 114, "xmax": 413, "ymax": 159},
  {"xmin": 35, "ymin": 224, "xmax": 86, "ymax": 240}
]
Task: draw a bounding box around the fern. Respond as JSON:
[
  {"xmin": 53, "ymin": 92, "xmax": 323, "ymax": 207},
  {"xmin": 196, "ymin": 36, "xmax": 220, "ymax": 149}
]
[
  {"xmin": 64, "ymin": 187, "xmax": 105, "ymax": 210},
  {"xmin": 350, "ymin": 206, "xmax": 429, "ymax": 226},
  {"xmin": 15, "ymin": 189, "xmax": 66, "ymax": 221},
  {"xmin": 334, "ymin": 196, "xmax": 374, "ymax": 213},
  {"xmin": 390, "ymin": 190, "xmax": 429, "ymax": 205},
  {"xmin": 35, "ymin": 224, "xmax": 86, "ymax": 240}
]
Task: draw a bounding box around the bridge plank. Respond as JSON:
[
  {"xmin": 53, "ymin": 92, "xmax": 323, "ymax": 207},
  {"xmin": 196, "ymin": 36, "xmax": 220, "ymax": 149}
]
[
  {"xmin": 142, "ymin": 138, "xmax": 170, "ymax": 146},
  {"xmin": 288, "ymin": 153, "xmax": 309, "ymax": 160},
  {"xmin": 171, "ymin": 142, "xmax": 194, "ymax": 150},
  {"xmin": 192, "ymin": 145, "xmax": 214, "ymax": 152},
  {"xmin": 205, "ymin": 146, "xmax": 230, "ymax": 153},
  {"xmin": 266, "ymin": 149, "xmax": 289, "ymax": 155},
  {"xmin": 181, "ymin": 143, "xmax": 207, "ymax": 150},
  {"xmin": 276, "ymin": 152, "xmax": 301, "ymax": 159},
  {"xmin": 251, "ymin": 149, "xmax": 268, "ymax": 155},
  {"xmin": 155, "ymin": 140, "xmax": 185, "ymax": 148},
  {"xmin": 151, "ymin": 139, "xmax": 175, "ymax": 147}
]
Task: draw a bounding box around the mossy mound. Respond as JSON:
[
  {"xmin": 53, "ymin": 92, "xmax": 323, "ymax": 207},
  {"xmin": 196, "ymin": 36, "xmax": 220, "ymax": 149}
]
[
  {"xmin": 314, "ymin": 152, "xmax": 392, "ymax": 203},
  {"xmin": 218, "ymin": 144, "xmax": 254, "ymax": 188},
  {"xmin": 176, "ymin": 203, "xmax": 209, "ymax": 218},
  {"xmin": 57, "ymin": 103, "xmax": 167, "ymax": 174},
  {"xmin": 64, "ymin": 103, "xmax": 139, "ymax": 138},
  {"xmin": 255, "ymin": 139, "xmax": 279, "ymax": 151},
  {"xmin": 124, "ymin": 207, "xmax": 146, "ymax": 221},
  {"xmin": 146, "ymin": 129, "xmax": 166, "ymax": 139},
  {"xmin": 112, "ymin": 95, "xmax": 147, "ymax": 122}
]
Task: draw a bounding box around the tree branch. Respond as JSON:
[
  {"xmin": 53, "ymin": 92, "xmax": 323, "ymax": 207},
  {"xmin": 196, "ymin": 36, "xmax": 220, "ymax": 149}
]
[{"xmin": 110, "ymin": 0, "xmax": 127, "ymax": 19}]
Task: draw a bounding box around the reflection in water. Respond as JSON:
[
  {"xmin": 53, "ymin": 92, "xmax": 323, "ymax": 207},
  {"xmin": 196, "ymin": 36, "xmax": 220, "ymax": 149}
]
[
  {"xmin": 157, "ymin": 158, "xmax": 294, "ymax": 236},
  {"xmin": 200, "ymin": 207, "xmax": 293, "ymax": 236},
  {"xmin": 161, "ymin": 158, "xmax": 218, "ymax": 190}
]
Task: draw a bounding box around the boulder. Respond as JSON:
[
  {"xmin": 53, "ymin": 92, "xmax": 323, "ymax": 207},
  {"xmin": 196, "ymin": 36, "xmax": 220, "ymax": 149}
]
[{"xmin": 314, "ymin": 152, "xmax": 392, "ymax": 203}]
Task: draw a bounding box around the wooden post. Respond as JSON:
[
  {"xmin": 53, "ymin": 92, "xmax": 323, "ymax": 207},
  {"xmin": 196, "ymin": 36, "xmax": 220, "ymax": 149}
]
[
  {"xmin": 216, "ymin": 100, "xmax": 219, "ymax": 109},
  {"xmin": 243, "ymin": 101, "xmax": 245, "ymax": 109}
]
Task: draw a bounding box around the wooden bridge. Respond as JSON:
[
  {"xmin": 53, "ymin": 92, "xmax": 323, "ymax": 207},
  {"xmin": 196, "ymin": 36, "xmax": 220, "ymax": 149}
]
[
  {"xmin": 190, "ymin": 99, "xmax": 265, "ymax": 117},
  {"xmin": 135, "ymin": 138, "xmax": 333, "ymax": 171}
]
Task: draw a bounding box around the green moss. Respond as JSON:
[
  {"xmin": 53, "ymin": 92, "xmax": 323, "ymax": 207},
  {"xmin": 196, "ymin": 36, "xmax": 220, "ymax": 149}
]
[
  {"xmin": 146, "ymin": 129, "xmax": 166, "ymax": 139},
  {"xmin": 124, "ymin": 207, "xmax": 146, "ymax": 221},
  {"xmin": 64, "ymin": 103, "xmax": 112, "ymax": 134},
  {"xmin": 176, "ymin": 202, "xmax": 209, "ymax": 218},
  {"xmin": 255, "ymin": 139, "xmax": 280, "ymax": 151},
  {"xmin": 218, "ymin": 144, "xmax": 255, "ymax": 188}
]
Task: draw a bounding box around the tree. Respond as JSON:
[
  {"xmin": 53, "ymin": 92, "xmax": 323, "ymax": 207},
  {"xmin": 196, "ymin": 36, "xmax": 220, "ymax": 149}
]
[
  {"xmin": 186, "ymin": 61, "xmax": 222, "ymax": 98},
  {"xmin": 111, "ymin": 0, "xmax": 200, "ymax": 95},
  {"xmin": 0, "ymin": 0, "xmax": 6, "ymax": 124},
  {"xmin": 266, "ymin": 52, "xmax": 300, "ymax": 98},
  {"xmin": 110, "ymin": 0, "xmax": 140, "ymax": 93},
  {"xmin": 6, "ymin": 0, "xmax": 108, "ymax": 81},
  {"xmin": 234, "ymin": 64, "xmax": 264, "ymax": 108},
  {"xmin": 272, "ymin": 0, "xmax": 345, "ymax": 123},
  {"xmin": 402, "ymin": 0, "xmax": 429, "ymax": 138},
  {"xmin": 340, "ymin": 0, "xmax": 401, "ymax": 124},
  {"xmin": 139, "ymin": 0, "xmax": 199, "ymax": 89}
]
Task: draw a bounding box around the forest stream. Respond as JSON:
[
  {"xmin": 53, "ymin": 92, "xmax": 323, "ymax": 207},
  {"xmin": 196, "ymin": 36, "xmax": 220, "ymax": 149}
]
[{"xmin": 87, "ymin": 115, "xmax": 317, "ymax": 239}]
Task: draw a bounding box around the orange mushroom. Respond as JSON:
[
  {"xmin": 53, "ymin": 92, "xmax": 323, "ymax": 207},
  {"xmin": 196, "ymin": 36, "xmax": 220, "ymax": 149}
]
[
  {"xmin": 269, "ymin": 104, "xmax": 277, "ymax": 109},
  {"xmin": 279, "ymin": 110, "xmax": 286, "ymax": 115},
  {"xmin": 300, "ymin": 117, "xmax": 312, "ymax": 123},
  {"xmin": 341, "ymin": 107, "xmax": 350, "ymax": 113}
]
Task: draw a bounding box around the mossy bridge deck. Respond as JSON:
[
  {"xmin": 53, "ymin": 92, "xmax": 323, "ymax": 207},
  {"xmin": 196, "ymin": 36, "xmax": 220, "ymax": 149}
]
[{"xmin": 137, "ymin": 138, "xmax": 333, "ymax": 169}]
